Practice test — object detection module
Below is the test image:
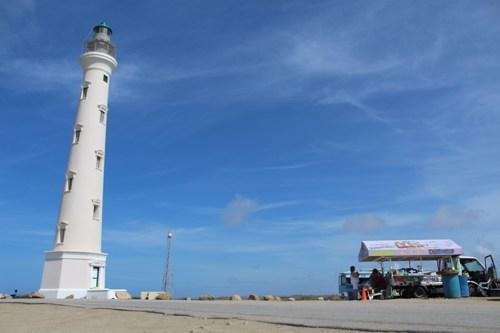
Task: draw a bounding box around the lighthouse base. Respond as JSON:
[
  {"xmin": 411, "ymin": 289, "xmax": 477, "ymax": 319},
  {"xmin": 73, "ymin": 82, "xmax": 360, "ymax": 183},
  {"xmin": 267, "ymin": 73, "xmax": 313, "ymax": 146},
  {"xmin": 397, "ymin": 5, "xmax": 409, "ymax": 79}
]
[{"xmin": 39, "ymin": 251, "xmax": 107, "ymax": 299}]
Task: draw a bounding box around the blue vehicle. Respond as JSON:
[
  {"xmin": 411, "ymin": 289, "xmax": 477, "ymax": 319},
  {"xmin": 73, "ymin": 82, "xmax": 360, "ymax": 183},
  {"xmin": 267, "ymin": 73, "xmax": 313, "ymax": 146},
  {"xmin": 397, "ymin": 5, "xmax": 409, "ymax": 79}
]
[{"xmin": 338, "ymin": 271, "xmax": 372, "ymax": 298}]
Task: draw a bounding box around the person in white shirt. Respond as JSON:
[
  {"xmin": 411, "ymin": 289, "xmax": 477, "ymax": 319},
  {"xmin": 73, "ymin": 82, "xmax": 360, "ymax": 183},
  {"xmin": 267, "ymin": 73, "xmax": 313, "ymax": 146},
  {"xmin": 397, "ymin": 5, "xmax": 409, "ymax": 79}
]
[{"xmin": 350, "ymin": 266, "xmax": 360, "ymax": 300}]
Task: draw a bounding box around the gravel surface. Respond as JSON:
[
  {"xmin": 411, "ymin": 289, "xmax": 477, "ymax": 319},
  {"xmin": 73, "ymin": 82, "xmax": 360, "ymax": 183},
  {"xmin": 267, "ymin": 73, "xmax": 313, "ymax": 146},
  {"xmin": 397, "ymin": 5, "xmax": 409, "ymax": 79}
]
[{"xmin": 2, "ymin": 298, "xmax": 500, "ymax": 332}]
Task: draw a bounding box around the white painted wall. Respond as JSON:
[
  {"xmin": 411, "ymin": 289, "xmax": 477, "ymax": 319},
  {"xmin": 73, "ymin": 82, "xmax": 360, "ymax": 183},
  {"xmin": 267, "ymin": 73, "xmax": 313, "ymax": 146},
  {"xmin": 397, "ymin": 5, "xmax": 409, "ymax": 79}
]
[{"xmin": 54, "ymin": 52, "xmax": 117, "ymax": 253}]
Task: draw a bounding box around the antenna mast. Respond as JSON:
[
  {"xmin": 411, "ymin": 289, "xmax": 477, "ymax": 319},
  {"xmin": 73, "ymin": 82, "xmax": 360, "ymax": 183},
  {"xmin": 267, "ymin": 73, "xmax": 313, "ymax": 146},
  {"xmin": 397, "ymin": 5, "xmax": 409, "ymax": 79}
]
[{"xmin": 162, "ymin": 231, "xmax": 173, "ymax": 293}]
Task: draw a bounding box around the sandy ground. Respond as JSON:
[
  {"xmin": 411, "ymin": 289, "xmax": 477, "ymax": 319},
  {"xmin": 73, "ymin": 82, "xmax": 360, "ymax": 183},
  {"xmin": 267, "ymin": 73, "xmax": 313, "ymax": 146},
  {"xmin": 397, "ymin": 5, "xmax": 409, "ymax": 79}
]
[{"xmin": 0, "ymin": 303, "xmax": 378, "ymax": 333}]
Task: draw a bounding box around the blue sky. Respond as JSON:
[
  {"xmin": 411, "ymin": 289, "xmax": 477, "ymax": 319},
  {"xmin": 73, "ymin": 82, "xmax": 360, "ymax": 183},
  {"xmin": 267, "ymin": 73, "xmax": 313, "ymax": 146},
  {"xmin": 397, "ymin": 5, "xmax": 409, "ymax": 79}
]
[{"xmin": 1, "ymin": 0, "xmax": 500, "ymax": 297}]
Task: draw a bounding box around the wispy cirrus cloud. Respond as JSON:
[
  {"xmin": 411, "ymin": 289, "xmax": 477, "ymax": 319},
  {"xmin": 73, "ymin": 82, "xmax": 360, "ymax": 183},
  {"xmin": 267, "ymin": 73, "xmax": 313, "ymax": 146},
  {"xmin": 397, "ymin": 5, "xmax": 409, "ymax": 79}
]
[
  {"xmin": 316, "ymin": 89, "xmax": 391, "ymax": 124},
  {"xmin": 250, "ymin": 161, "xmax": 320, "ymax": 172},
  {"xmin": 0, "ymin": 0, "xmax": 37, "ymax": 57},
  {"xmin": 342, "ymin": 214, "xmax": 386, "ymax": 234},
  {"xmin": 221, "ymin": 195, "xmax": 304, "ymax": 225},
  {"xmin": 287, "ymin": 34, "xmax": 401, "ymax": 77}
]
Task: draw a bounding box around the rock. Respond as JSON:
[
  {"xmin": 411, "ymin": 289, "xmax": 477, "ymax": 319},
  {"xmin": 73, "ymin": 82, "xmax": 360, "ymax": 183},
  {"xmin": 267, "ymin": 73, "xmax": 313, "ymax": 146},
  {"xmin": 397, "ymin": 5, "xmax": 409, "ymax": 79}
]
[
  {"xmin": 29, "ymin": 291, "xmax": 45, "ymax": 299},
  {"xmin": 317, "ymin": 297, "xmax": 325, "ymax": 301},
  {"xmin": 288, "ymin": 297, "xmax": 296, "ymax": 301},
  {"xmin": 248, "ymin": 294, "xmax": 259, "ymax": 300},
  {"xmin": 65, "ymin": 294, "xmax": 74, "ymax": 299},
  {"xmin": 156, "ymin": 292, "xmax": 171, "ymax": 300},
  {"xmin": 263, "ymin": 295, "xmax": 275, "ymax": 301},
  {"xmin": 198, "ymin": 294, "xmax": 215, "ymax": 301},
  {"xmin": 140, "ymin": 291, "xmax": 163, "ymax": 300},
  {"xmin": 275, "ymin": 296, "xmax": 281, "ymax": 302},
  {"xmin": 116, "ymin": 291, "xmax": 132, "ymax": 300},
  {"xmin": 230, "ymin": 294, "xmax": 242, "ymax": 301}
]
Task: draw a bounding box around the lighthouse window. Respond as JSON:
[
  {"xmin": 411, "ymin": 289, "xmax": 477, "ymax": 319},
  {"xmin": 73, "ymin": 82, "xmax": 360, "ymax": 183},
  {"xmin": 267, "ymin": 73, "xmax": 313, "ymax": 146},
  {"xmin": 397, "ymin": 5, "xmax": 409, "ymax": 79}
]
[
  {"xmin": 65, "ymin": 173, "xmax": 75, "ymax": 192},
  {"xmin": 93, "ymin": 204, "xmax": 100, "ymax": 220},
  {"xmin": 73, "ymin": 126, "xmax": 82, "ymax": 144},
  {"xmin": 103, "ymin": 74, "xmax": 108, "ymax": 83},
  {"xmin": 81, "ymin": 86, "xmax": 88, "ymax": 100},
  {"xmin": 98, "ymin": 105, "xmax": 107, "ymax": 124},
  {"xmin": 66, "ymin": 176, "xmax": 73, "ymax": 191},
  {"xmin": 58, "ymin": 223, "xmax": 67, "ymax": 244},
  {"xmin": 96, "ymin": 155, "xmax": 102, "ymax": 170},
  {"xmin": 95, "ymin": 150, "xmax": 104, "ymax": 170}
]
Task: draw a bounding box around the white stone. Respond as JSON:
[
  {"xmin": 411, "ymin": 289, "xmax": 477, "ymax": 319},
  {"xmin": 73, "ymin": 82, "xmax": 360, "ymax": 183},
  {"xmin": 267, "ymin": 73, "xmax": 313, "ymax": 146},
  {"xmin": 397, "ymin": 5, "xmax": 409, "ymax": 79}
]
[
  {"xmin": 140, "ymin": 291, "xmax": 164, "ymax": 300},
  {"xmin": 87, "ymin": 289, "xmax": 127, "ymax": 300}
]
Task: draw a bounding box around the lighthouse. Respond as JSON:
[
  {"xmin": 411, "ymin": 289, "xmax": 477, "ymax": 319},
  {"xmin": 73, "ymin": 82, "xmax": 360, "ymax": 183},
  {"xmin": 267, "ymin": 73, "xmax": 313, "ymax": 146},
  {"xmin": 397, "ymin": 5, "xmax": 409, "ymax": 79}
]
[{"xmin": 39, "ymin": 22, "xmax": 118, "ymax": 299}]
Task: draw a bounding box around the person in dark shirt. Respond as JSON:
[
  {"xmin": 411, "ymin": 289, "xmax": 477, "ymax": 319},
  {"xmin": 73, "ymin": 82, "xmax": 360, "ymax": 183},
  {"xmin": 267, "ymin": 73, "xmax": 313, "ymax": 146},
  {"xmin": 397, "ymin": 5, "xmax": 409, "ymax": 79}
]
[{"xmin": 369, "ymin": 268, "xmax": 387, "ymax": 292}]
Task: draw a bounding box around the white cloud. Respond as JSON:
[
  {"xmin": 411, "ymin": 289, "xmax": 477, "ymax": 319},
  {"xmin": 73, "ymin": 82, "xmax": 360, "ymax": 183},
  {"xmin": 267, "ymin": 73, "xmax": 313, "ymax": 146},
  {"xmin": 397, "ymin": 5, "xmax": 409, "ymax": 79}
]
[
  {"xmin": 316, "ymin": 89, "xmax": 391, "ymax": 124},
  {"xmin": 474, "ymin": 241, "xmax": 495, "ymax": 258},
  {"xmin": 0, "ymin": 58, "xmax": 79, "ymax": 93},
  {"xmin": 465, "ymin": 191, "xmax": 500, "ymax": 223},
  {"xmin": 342, "ymin": 214, "xmax": 386, "ymax": 234},
  {"xmin": 428, "ymin": 205, "xmax": 481, "ymax": 229},
  {"xmin": 221, "ymin": 195, "xmax": 305, "ymax": 225},
  {"xmin": 221, "ymin": 195, "xmax": 259, "ymax": 225},
  {"xmin": 251, "ymin": 162, "xmax": 319, "ymax": 171},
  {"xmin": 258, "ymin": 200, "xmax": 304, "ymax": 211},
  {"xmin": 0, "ymin": 1, "xmax": 37, "ymax": 57},
  {"xmin": 287, "ymin": 35, "xmax": 401, "ymax": 77}
]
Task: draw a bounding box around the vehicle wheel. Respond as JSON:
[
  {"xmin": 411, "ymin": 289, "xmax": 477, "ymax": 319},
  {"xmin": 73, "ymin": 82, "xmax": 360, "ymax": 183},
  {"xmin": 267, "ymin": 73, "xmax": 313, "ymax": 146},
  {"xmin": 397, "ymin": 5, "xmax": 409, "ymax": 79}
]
[
  {"xmin": 413, "ymin": 286, "xmax": 428, "ymax": 298},
  {"xmin": 402, "ymin": 288, "xmax": 413, "ymax": 298}
]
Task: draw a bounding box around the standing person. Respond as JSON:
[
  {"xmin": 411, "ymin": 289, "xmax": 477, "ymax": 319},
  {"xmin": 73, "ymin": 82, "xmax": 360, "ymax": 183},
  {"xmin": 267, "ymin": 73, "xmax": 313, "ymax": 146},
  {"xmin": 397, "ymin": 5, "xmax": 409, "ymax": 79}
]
[
  {"xmin": 349, "ymin": 266, "xmax": 360, "ymax": 300},
  {"xmin": 369, "ymin": 268, "xmax": 387, "ymax": 292}
]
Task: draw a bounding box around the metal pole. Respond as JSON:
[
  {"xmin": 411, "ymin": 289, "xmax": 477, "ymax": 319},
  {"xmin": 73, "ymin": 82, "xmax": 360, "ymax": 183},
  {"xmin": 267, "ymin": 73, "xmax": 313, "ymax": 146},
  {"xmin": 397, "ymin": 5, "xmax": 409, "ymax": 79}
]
[{"xmin": 162, "ymin": 231, "xmax": 173, "ymax": 292}]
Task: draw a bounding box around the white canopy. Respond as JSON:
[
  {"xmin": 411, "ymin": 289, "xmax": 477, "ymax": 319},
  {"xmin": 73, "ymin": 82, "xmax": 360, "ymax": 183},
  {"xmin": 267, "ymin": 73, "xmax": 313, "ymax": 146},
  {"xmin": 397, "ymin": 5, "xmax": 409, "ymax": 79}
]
[{"xmin": 358, "ymin": 239, "xmax": 463, "ymax": 262}]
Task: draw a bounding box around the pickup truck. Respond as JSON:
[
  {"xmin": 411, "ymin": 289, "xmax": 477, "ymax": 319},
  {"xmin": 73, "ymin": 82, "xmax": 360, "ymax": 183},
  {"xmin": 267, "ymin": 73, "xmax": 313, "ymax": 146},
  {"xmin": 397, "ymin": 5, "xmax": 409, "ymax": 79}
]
[
  {"xmin": 339, "ymin": 255, "xmax": 497, "ymax": 298},
  {"xmin": 389, "ymin": 255, "xmax": 498, "ymax": 298}
]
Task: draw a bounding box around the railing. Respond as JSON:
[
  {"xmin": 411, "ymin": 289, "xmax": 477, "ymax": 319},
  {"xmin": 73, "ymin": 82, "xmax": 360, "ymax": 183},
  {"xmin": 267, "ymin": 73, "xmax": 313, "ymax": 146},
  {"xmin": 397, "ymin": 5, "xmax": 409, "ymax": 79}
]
[{"xmin": 84, "ymin": 40, "xmax": 116, "ymax": 58}]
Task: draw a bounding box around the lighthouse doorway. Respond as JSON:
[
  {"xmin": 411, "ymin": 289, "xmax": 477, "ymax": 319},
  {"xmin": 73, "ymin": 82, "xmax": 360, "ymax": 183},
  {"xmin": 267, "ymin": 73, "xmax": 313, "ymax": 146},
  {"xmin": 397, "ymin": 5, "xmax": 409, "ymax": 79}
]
[{"xmin": 91, "ymin": 266, "xmax": 100, "ymax": 288}]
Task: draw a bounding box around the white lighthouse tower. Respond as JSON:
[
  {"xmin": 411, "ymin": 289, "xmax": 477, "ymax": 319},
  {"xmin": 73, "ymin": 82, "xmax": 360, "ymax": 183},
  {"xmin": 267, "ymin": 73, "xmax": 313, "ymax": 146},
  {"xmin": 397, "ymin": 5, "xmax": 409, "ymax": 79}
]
[{"xmin": 39, "ymin": 22, "xmax": 118, "ymax": 299}]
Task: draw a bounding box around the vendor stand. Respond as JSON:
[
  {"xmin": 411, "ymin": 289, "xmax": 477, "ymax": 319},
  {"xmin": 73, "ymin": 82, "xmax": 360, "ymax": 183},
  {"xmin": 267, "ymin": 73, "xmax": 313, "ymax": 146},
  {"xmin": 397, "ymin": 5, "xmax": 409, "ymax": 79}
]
[{"xmin": 358, "ymin": 239, "xmax": 464, "ymax": 298}]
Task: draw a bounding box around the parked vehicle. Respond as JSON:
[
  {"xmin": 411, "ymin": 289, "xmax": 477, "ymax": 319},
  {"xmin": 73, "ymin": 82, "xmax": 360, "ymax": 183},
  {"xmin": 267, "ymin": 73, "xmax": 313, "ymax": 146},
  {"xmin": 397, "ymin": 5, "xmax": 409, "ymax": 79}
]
[
  {"xmin": 357, "ymin": 239, "xmax": 498, "ymax": 298},
  {"xmin": 358, "ymin": 239, "xmax": 464, "ymax": 299},
  {"xmin": 386, "ymin": 267, "xmax": 442, "ymax": 298},
  {"xmin": 338, "ymin": 271, "xmax": 371, "ymax": 298},
  {"xmin": 467, "ymin": 255, "xmax": 500, "ymax": 296}
]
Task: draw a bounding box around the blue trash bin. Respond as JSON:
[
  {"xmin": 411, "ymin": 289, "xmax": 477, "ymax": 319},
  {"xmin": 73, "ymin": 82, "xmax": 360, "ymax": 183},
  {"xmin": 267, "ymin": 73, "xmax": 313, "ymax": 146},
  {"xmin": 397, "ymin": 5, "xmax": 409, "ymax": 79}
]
[
  {"xmin": 459, "ymin": 275, "xmax": 470, "ymax": 297},
  {"xmin": 442, "ymin": 274, "xmax": 461, "ymax": 298}
]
